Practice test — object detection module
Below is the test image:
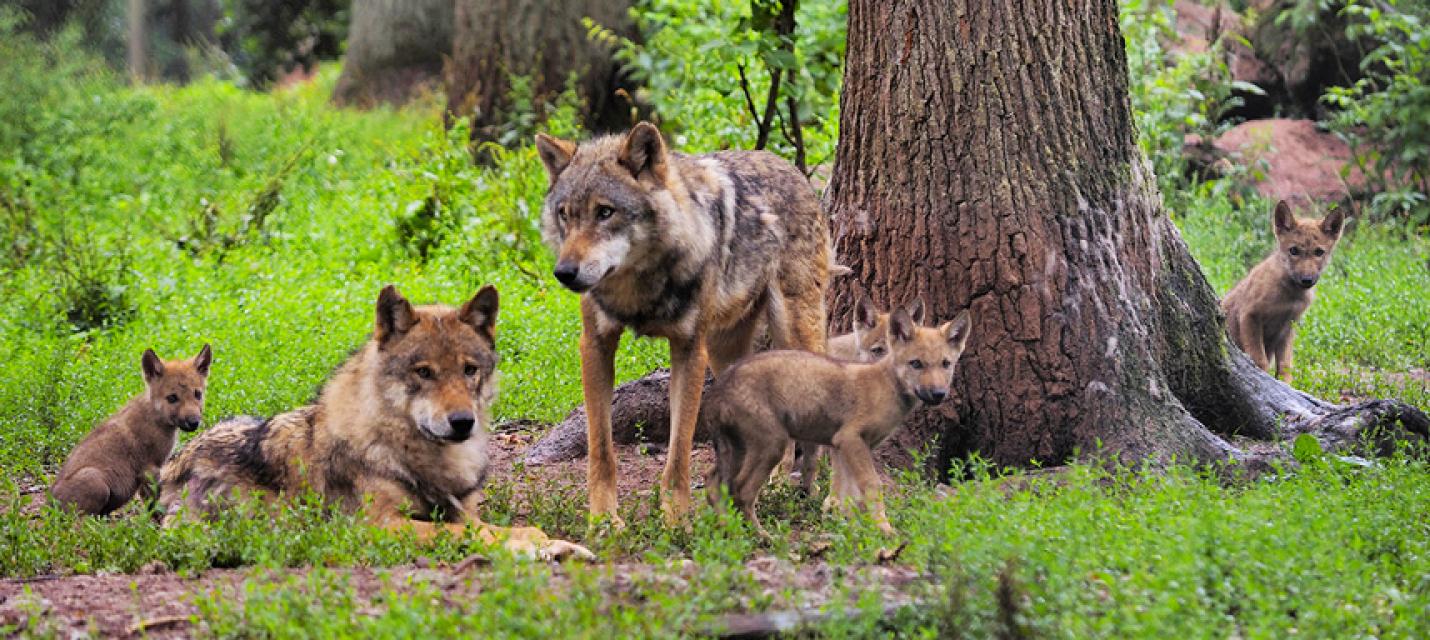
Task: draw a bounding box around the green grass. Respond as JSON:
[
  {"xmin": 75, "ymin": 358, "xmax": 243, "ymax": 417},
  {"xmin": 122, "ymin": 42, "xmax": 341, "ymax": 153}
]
[{"xmin": 2, "ymin": 16, "xmax": 1429, "ymax": 638}]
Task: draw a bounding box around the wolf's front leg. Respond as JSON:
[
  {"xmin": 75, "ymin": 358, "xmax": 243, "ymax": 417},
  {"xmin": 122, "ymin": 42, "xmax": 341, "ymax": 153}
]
[
  {"xmin": 580, "ymin": 299, "xmax": 623, "ymax": 527},
  {"xmin": 831, "ymin": 429, "xmax": 895, "ymax": 536},
  {"xmin": 663, "ymin": 333, "xmax": 708, "ymax": 524}
]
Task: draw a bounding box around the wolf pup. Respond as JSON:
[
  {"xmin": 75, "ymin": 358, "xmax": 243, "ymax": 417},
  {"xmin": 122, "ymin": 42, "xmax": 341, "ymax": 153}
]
[
  {"xmin": 535, "ymin": 121, "xmax": 832, "ymax": 524},
  {"xmin": 51, "ymin": 345, "xmax": 212, "ymax": 516},
  {"xmin": 703, "ymin": 305, "xmax": 971, "ymax": 536},
  {"xmin": 159, "ymin": 286, "xmax": 591, "ymax": 561},
  {"xmin": 1221, "ymin": 200, "xmax": 1345, "ymax": 381},
  {"xmin": 827, "ymin": 297, "xmax": 925, "ymax": 362}
]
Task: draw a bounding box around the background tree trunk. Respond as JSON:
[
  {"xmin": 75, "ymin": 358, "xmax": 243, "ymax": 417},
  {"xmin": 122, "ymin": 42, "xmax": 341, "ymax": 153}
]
[
  {"xmin": 128, "ymin": 0, "xmax": 147, "ymax": 83},
  {"xmin": 527, "ymin": 0, "xmax": 1427, "ymax": 472},
  {"xmin": 331, "ymin": 0, "xmax": 452, "ymax": 107},
  {"xmin": 824, "ymin": 0, "xmax": 1426, "ymax": 477},
  {"xmin": 445, "ymin": 0, "xmax": 639, "ymax": 145}
]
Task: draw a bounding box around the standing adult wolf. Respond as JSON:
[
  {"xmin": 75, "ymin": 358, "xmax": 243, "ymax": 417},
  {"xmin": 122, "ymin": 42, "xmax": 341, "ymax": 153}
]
[{"xmin": 535, "ymin": 122, "xmax": 832, "ymax": 524}]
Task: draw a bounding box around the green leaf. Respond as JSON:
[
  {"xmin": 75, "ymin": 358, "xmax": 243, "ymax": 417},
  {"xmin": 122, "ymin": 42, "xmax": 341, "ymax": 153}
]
[{"xmin": 1293, "ymin": 434, "xmax": 1324, "ymax": 463}]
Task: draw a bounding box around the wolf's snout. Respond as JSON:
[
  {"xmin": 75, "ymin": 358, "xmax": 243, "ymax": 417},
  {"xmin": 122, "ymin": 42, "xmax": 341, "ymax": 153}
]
[
  {"xmin": 1298, "ymin": 276, "xmax": 1317, "ymax": 289},
  {"xmin": 447, "ymin": 411, "xmax": 476, "ymax": 439},
  {"xmin": 182, "ymin": 416, "xmax": 202, "ymax": 432},
  {"xmin": 917, "ymin": 388, "xmax": 948, "ymax": 404},
  {"xmin": 553, "ymin": 261, "xmax": 582, "ymax": 288}
]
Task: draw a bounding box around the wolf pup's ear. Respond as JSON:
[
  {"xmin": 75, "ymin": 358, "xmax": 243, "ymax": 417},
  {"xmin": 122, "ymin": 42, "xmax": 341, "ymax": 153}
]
[
  {"xmin": 192, "ymin": 344, "xmax": 212, "ymax": 377},
  {"xmin": 619, "ymin": 121, "xmax": 668, "ymax": 180},
  {"xmin": 1273, "ymin": 200, "xmax": 1296, "ymax": 235},
  {"xmin": 890, "ymin": 309, "xmax": 916, "ymax": 344},
  {"xmin": 1320, "ymin": 208, "xmax": 1346, "ymax": 237},
  {"xmin": 141, "ymin": 348, "xmax": 165, "ymax": 382},
  {"xmin": 375, "ymin": 285, "xmax": 418, "ymax": 345},
  {"xmin": 854, "ymin": 296, "xmax": 881, "ymax": 331},
  {"xmin": 535, "ymin": 134, "xmax": 576, "ymax": 184},
  {"xmin": 460, "ymin": 285, "xmax": 500, "ymax": 342},
  {"xmin": 905, "ymin": 297, "xmax": 927, "ymax": 326},
  {"xmin": 942, "ymin": 310, "xmax": 972, "ymax": 353}
]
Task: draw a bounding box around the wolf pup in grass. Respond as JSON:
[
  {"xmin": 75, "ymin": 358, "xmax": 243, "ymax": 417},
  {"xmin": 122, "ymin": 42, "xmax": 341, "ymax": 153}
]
[
  {"xmin": 535, "ymin": 121, "xmax": 832, "ymax": 525},
  {"xmin": 1221, "ymin": 200, "xmax": 1345, "ymax": 382},
  {"xmin": 703, "ymin": 303, "xmax": 971, "ymax": 537},
  {"xmin": 159, "ymin": 285, "xmax": 592, "ymax": 561},
  {"xmin": 51, "ymin": 345, "xmax": 212, "ymax": 516}
]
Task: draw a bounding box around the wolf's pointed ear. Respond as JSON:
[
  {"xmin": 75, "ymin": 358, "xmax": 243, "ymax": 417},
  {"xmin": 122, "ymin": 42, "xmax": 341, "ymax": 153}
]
[
  {"xmin": 141, "ymin": 348, "xmax": 164, "ymax": 382},
  {"xmin": 906, "ymin": 297, "xmax": 927, "ymax": 326},
  {"xmin": 459, "ymin": 285, "xmax": 499, "ymax": 342},
  {"xmin": 619, "ymin": 121, "xmax": 668, "ymax": 181},
  {"xmin": 854, "ymin": 296, "xmax": 881, "ymax": 331},
  {"xmin": 1320, "ymin": 208, "xmax": 1346, "ymax": 237},
  {"xmin": 192, "ymin": 343, "xmax": 212, "ymax": 377},
  {"xmin": 1273, "ymin": 200, "xmax": 1295, "ymax": 235},
  {"xmin": 375, "ymin": 285, "xmax": 417, "ymax": 345},
  {"xmin": 889, "ymin": 309, "xmax": 915, "ymax": 344},
  {"xmin": 942, "ymin": 310, "xmax": 972, "ymax": 353},
  {"xmin": 535, "ymin": 133, "xmax": 576, "ymax": 184}
]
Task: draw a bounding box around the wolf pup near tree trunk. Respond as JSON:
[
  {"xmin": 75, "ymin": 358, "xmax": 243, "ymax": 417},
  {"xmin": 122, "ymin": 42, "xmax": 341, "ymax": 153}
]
[
  {"xmin": 534, "ymin": 121, "xmax": 832, "ymax": 525},
  {"xmin": 51, "ymin": 344, "xmax": 212, "ymax": 516},
  {"xmin": 1221, "ymin": 200, "xmax": 1345, "ymax": 382},
  {"xmin": 703, "ymin": 304, "xmax": 971, "ymax": 537},
  {"xmin": 159, "ymin": 285, "xmax": 592, "ymax": 561}
]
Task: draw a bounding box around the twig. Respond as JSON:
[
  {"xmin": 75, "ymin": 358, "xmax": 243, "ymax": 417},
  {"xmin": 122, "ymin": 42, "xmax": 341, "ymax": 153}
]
[{"xmin": 128, "ymin": 615, "xmax": 192, "ymax": 635}]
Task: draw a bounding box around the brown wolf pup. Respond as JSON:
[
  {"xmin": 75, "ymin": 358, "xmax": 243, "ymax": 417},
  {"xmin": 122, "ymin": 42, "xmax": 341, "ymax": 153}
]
[
  {"xmin": 703, "ymin": 305, "xmax": 972, "ymax": 536},
  {"xmin": 827, "ymin": 297, "xmax": 924, "ymax": 362},
  {"xmin": 51, "ymin": 345, "xmax": 212, "ymax": 516},
  {"xmin": 1221, "ymin": 200, "xmax": 1345, "ymax": 381},
  {"xmin": 535, "ymin": 121, "xmax": 831, "ymax": 525},
  {"xmin": 159, "ymin": 285, "xmax": 592, "ymax": 561}
]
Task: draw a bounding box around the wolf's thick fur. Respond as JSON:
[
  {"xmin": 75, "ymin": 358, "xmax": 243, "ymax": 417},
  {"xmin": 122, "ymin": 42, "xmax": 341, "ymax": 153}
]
[
  {"xmin": 703, "ymin": 305, "xmax": 971, "ymax": 536},
  {"xmin": 159, "ymin": 286, "xmax": 590, "ymax": 560},
  {"xmin": 535, "ymin": 121, "xmax": 831, "ymax": 523},
  {"xmin": 1221, "ymin": 201, "xmax": 1345, "ymax": 381},
  {"xmin": 52, "ymin": 345, "xmax": 211, "ymax": 516}
]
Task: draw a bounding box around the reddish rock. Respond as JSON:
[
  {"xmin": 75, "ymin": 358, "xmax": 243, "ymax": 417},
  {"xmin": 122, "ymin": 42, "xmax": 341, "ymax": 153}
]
[
  {"xmin": 1170, "ymin": 0, "xmax": 1282, "ymax": 118},
  {"xmin": 1212, "ymin": 119, "xmax": 1367, "ymax": 206}
]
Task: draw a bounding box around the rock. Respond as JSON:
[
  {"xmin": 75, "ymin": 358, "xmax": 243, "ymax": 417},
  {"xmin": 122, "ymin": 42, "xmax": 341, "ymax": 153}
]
[
  {"xmin": 1211, "ymin": 118, "xmax": 1367, "ymax": 205},
  {"xmin": 1251, "ymin": 0, "xmax": 1368, "ymax": 118},
  {"xmin": 1170, "ymin": 0, "xmax": 1283, "ymax": 119}
]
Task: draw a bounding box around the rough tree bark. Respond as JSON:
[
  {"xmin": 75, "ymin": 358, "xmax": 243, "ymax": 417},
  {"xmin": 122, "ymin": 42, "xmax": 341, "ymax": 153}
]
[
  {"xmin": 527, "ymin": 0, "xmax": 1428, "ymax": 474},
  {"xmin": 445, "ymin": 0, "xmax": 638, "ymax": 145},
  {"xmin": 331, "ymin": 0, "xmax": 453, "ymax": 107}
]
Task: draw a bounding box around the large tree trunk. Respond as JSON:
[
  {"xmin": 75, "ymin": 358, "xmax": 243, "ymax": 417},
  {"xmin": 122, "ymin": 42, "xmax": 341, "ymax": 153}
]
[
  {"xmin": 331, "ymin": 0, "xmax": 452, "ymax": 107},
  {"xmin": 824, "ymin": 0, "xmax": 1425, "ymax": 476},
  {"xmin": 445, "ymin": 0, "xmax": 638, "ymax": 145},
  {"xmin": 526, "ymin": 0, "xmax": 1427, "ymax": 473}
]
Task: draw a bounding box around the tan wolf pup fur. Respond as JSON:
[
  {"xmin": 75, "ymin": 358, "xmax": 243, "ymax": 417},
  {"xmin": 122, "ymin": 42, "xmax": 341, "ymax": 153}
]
[
  {"xmin": 159, "ymin": 285, "xmax": 592, "ymax": 561},
  {"xmin": 51, "ymin": 345, "xmax": 212, "ymax": 516},
  {"xmin": 827, "ymin": 297, "xmax": 925, "ymax": 363},
  {"xmin": 1221, "ymin": 200, "xmax": 1345, "ymax": 382},
  {"xmin": 535, "ymin": 121, "xmax": 832, "ymax": 525},
  {"xmin": 702, "ymin": 304, "xmax": 972, "ymax": 536}
]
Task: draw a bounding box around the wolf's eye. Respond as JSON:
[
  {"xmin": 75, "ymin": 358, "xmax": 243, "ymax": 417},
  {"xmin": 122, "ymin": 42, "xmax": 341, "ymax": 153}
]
[
  {"xmin": 556, "ymin": 206, "xmax": 568, "ymax": 222},
  {"xmin": 1289, "ymin": 247, "xmax": 1301, "ymax": 256},
  {"xmin": 1313, "ymin": 248, "xmax": 1325, "ymax": 257},
  {"xmin": 909, "ymin": 359, "xmax": 924, "ymax": 370},
  {"xmin": 166, "ymin": 394, "xmax": 179, "ymax": 404},
  {"xmin": 415, "ymin": 366, "xmax": 435, "ymax": 380},
  {"xmin": 870, "ymin": 346, "xmax": 886, "ymax": 356},
  {"xmin": 595, "ymin": 205, "xmax": 615, "ymax": 221},
  {"xmin": 463, "ymin": 364, "xmax": 479, "ymax": 377},
  {"xmin": 941, "ymin": 359, "xmax": 952, "ymax": 369}
]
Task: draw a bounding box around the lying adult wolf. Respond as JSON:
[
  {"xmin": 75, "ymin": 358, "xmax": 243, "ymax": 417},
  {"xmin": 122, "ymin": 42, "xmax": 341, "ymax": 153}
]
[
  {"xmin": 534, "ymin": 122, "xmax": 832, "ymax": 524},
  {"xmin": 159, "ymin": 285, "xmax": 591, "ymax": 560}
]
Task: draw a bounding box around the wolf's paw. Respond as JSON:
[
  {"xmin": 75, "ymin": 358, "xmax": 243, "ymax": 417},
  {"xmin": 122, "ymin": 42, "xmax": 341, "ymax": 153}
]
[{"xmin": 540, "ymin": 539, "xmax": 596, "ymax": 563}]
